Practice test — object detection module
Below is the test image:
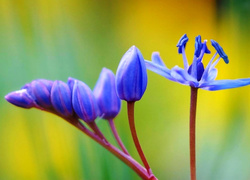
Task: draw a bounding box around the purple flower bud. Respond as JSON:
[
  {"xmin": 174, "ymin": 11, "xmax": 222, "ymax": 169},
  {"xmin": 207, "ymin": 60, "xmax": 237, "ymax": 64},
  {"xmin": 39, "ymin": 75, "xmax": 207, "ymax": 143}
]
[
  {"xmin": 93, "ymin": 68, "xmax": 121, "ymax": 120},
  {"xmin": 71, "ymin": 78, "xmax": 99, "ymax": 122},
  {"xmin": 29, "ymin": 79, "xmax": 53, "ymax": 109},
  {"xmin": 51, "ymin": 80, "xmax": 73, "ymax": 117},
  {"xmin": 116, "ymin": 46, "xmax": 148, "ymax": 101},
  {"xmin": 5, "ymin": 89, "xmax": 36, "ymax": 109}
]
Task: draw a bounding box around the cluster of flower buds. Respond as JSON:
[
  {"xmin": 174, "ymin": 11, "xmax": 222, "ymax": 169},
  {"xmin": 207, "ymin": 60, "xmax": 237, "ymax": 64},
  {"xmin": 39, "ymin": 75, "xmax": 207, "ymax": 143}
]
[
  {"xmin": 5, "ymin": 76, "xmax": 115, "ymax": 122},
  {"xmin": 5, "ymin": 45, "xmax": 148, "ymax": 122},
  {"xmin": 5, "ymin": 45, "xmax": 158, "ymax": 180}
]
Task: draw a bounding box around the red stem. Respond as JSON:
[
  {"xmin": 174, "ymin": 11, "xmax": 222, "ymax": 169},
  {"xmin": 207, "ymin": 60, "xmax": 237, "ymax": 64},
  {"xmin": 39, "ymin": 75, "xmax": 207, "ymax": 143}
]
[
  {"xmin": 70, "ymin": 119, "xmax": 154, "ymax": 179},
  {"xmin": 190, "ymin": 87, "xmax": 198, "ymax": 180},
  {"xmin": 38, "ymin": 109, "xmax": 157, "ymax": 179},
  {"xmin": 108, "ymin": 119, "xmax": 130, "ymax": 155},
  {"xmin": 87, "ymin": 121, "xmax": 108, "ymax": 143},
  {"xmin": 127, "ymin": 101, "xmax": 152, "ymax": 176}
]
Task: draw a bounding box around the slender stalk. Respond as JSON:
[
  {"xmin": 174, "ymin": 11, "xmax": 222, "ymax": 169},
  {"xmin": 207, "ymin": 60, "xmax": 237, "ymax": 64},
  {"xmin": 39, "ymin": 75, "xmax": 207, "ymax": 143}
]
[
  {"xmin": 70, "ymin": 119, "xmax": 153, "ymax": 180},
  {"xmin": 88, "ymin": 121, "xmax": 108, "ymax": 143},
  {"xmin": 189, "ymin": 87, "xmax": 198, "ymax": 180},
  {"xmin": 41, "ymin": 110, "xmax": 157, "ymax": 179},
  {"xmin": 127, "ymin": 101, "xmax": 152, "ymax": 176},
  {"xmin": 108, "ymin": 118, "xmax": 130, "ymax": 155}
]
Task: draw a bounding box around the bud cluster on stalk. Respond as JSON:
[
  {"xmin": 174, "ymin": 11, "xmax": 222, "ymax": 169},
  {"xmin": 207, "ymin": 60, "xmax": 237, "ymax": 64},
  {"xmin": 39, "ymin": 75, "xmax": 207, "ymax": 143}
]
[{"xmin": 5, "ymin": 45, "xmax": 148, "ymax": 122}]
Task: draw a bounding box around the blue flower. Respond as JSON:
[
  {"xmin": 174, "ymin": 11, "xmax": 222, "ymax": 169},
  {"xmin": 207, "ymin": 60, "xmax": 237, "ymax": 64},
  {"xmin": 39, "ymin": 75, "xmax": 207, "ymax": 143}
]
[
  {"xmin": 116, "ymin": 45, "xmax": 148, "ymax": 101},
  {"xmin": 145, "ymin": 34, "xmax": 250, "ymax": 90},
  {"xmin": 93, "ymin": 68, "xmax": 121, "ymax": 120},
  {"xmin": 70, "ymin": 78, "xmax": 99, "ymax": 122},
  {"xmin": 51, "ymin": 80, "xmax": 73, "ymax": 117}
]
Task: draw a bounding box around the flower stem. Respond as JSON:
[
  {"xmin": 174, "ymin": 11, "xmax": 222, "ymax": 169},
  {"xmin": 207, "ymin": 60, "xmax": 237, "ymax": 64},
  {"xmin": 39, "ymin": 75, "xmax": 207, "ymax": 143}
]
[
  {"xmin": 108, "ymin": 118, "xmax": 130, "ymax": 155},
  {"xmin": 190, "ymin": 87, "xmax": 198, "ymax": 180},
  {"xmin": 42, "ymin": 110, "xmax": 157, "ymax": 179},
  {"xmin": 70, "ymin": 119, "xmax": 155, "ymax": 180},
  {"xmin": 88, "ymin": 121, "xmax": 108, "ymax": 143},
  {"xmin": 127, "ymin": 101, "xmax": 152, "ymax": 176}
]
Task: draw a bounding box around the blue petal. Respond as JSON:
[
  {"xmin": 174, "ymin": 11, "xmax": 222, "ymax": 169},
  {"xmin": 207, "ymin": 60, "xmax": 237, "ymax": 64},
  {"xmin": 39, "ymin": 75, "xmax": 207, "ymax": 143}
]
[
  {"xmin": 93, "ymin": 68, "xmax": 121, "ymax": 120},
  {"xmin": 170, "ymin": 66, "xmax": 199, "ymax": 87},
  {"xmin": 151, "ymin": 52, "xmax": 166, "ymax": 67},
  {"xmin": 51, "ymin": 81, "xmax": 73, "ymax": 117},
  {"xmin": 116, "ymin": 46, "xmax": 147, "ymax": 101},
  {"xmin": 211, "ymin": 40, "xmax": 229, "ymax": 64},
  {"xmin": 200, "ymin": 68, "xmax": 217, "ymax": 83},
  {"xmin": 72, "ymin": 80, "xmax": 99, "ymax": 122},
  {"xmin": 200, "ymin": 78, "xmax": 250, "ymax": 90},
  {"xmin": 145, "ymin": 60, "xmax": 174, "ymax": 80}
]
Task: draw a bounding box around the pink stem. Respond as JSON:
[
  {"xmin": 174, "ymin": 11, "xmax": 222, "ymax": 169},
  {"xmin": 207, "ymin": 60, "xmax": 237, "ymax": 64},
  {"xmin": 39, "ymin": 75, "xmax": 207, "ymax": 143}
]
[
  {"xmin": 70, "ymin": 119, "xmax": 154, "ymax": 180},
  {"xmin": 38, "ymin": 109, "xmax": 157, "ymax": 179},
  {"xmin": 108, "ymin": 118, "xmax": 130, "ymax": 155},
  {"xmin": 190, "ymin": 87, "xmax": 198, "ymax": 180},
  {"xmin": 127, "ymin": 101, "xmax": 152, "ymax": 176},
  {"xmin": 87, "ymin": 121, "xmax": 108, "ymax": 143}
]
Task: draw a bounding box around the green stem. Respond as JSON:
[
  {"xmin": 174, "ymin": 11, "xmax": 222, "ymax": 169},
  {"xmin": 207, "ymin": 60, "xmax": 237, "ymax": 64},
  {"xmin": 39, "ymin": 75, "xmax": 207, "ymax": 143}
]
[{"xmin": 190, "ymin": 87, "xmax": 198, "ymax": 180}]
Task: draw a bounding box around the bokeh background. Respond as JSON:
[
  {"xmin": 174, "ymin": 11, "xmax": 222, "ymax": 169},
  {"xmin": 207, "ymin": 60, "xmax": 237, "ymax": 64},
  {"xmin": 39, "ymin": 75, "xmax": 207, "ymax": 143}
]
[{"xmin": 0, "ymin": 0, "xmax": 249, "ymax": 179}]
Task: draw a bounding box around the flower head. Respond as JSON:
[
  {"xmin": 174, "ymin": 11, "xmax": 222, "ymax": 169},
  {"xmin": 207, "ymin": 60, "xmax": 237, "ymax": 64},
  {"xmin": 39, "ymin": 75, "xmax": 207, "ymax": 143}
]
[
  {"xmin": 145, "ymin": 34, "xmax": 250, "ymax": 90},
  {"xmin": 93, "ymin": 68, "xmax": 121, "ymax": 120},
  {"xmin": 51, "ymin": 80, "xmax": 73, "ymax": 117},
  {"xmin": 70, "ymin": 78, "xmax": 99, "ymax": 122},
  {"xmin": 116, "ymin": 46, "xmax": 148, "ymax": 101},
  {"xmin": 28, "ymin": 79, "xmax": 53, "ymax": 109}
]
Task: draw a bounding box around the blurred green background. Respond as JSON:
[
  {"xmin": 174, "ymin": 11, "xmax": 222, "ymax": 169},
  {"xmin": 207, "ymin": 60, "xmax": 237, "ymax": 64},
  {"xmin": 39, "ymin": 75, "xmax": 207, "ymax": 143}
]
[{"xmin": 0, "ymin": 0, "xmax": 249, "ymax": 179}]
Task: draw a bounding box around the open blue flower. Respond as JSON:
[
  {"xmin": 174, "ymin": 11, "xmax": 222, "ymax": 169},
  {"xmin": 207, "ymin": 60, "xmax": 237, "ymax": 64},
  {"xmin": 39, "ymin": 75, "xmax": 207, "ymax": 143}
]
[{"xmin": 145, "ymin": 34, "xmax": 250, "ymax": 90}]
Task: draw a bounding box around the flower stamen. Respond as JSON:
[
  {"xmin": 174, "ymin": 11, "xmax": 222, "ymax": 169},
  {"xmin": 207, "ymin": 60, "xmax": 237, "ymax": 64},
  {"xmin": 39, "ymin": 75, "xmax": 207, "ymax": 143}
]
[{"xmin": 181, "ymin": 45, "xmax": 189, "ymax": 71}]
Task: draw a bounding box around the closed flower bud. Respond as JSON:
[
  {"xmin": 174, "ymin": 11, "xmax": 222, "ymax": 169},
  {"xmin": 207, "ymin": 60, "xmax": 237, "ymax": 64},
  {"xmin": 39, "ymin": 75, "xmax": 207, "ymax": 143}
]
[
  {"xmin": 51, "ymin": 80, "xmax": 73, "ymax": 117},
  {"xmin": 71, "ymin": 79, "xmax": 99, "ymax": 122},
  {"xmin": 5, "ymin": 89, "xmax": 36, "ymax": 109},
  {"xmin": 116, "ymin": 46, "xmax": 148, "ymax": 101},
  {"xmin": 93, "ymin": 68, "xmax": 121, "ymax": 120},
  {"xmin": 29, "ymin": 79, "xmax": 53, "ymax": 109},
  {"xmin": 67, "ymin": 77, "xmax": 76, "ymax": 91}
]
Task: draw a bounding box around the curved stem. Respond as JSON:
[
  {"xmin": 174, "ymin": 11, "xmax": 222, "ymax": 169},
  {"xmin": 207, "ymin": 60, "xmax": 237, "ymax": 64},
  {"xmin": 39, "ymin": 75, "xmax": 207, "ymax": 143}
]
[
  {"xmin": 39, "ymin": 110, "xmax": 157, "ymax": 179},
  {"xmin": 70, "ymin": 119, "xmax": 154, "ymax": 180},
  {"xmin": 88, "ymin": 121, "xmax": 108, "ymax": 143},
  {"xmin": 127, "ymin": 101, "xmax": 152, "ymax": 176},
  {"xmin": 108, "ymin": 119, "xmax": 130, "ymax": 155},
  {"xmin": 190, "ymin": 87, "xmax": 198, "ymax": 180}
]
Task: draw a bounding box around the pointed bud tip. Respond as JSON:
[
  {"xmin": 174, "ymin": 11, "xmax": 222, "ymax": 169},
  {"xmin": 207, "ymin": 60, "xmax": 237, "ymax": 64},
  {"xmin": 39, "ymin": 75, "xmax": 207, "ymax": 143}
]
[{"xmin": 5, "ymin": 89, "xmax": 35, "ymax": 109}]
